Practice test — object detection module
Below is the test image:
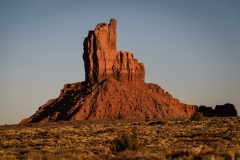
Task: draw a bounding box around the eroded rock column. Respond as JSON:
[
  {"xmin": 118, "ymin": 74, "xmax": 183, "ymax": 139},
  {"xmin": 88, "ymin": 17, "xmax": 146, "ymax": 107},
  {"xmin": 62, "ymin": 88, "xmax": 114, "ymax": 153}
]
[{"xmin": 83, "ymin": 19, "xmax": 145, "ymax": 84}]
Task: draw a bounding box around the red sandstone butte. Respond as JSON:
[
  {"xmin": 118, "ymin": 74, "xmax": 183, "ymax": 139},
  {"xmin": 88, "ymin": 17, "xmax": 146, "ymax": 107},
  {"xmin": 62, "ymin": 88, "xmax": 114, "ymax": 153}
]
[{"xmin": 20, "ymin": 19, "xmax": 197, "ymax": 124}]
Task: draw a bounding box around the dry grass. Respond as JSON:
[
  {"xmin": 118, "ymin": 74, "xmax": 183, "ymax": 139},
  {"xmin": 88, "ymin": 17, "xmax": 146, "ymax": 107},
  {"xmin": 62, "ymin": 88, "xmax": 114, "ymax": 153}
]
[{"xmin": 0, "ymin": 117, "xmax": 240, "ymax": 159}]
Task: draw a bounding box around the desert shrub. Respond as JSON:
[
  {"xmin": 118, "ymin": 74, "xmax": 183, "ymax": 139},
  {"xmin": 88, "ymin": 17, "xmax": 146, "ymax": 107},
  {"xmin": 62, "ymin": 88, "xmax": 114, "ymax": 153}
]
[
  {"xmin": 110, "ymin": 128, "xmax": 142, "ymax": 152},
  {"xmin": 25, "ymin": 151, "xmax": 43, "ymax": 160},
  {"xmin": 191, "ymin": 112, "xmax": 204, "ymax": 121},
  {"xmin": 145, "ymin": 117, "xmax": 150, "ymax": 122},
  {"xmin": 148, "ymin": 120, "xmax": 166, "ymax": 126},
  {"xmin": 114, "ymin": 150, "xmax": 161, "ymax": 160},
  {"xmin": 235, "ymin": 152, "xmax": 240, "ymax": 160},
  {"xmin": 168, "ymin": 150, "xmax": 191, "ymax": 159},
  {"xmin": 201, "ymin": 146, "xmax": 214, "ymax": 155}
]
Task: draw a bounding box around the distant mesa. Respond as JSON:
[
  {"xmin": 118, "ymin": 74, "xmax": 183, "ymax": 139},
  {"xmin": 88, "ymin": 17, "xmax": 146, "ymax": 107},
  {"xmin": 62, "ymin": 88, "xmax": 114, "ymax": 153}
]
[
  {"xmin": 21, "ymin": 18, "xmax": 203, "ymax": 124},
  {"xmin": 198, "ymin": 103, "xmax": 237, "ymax": 117}
]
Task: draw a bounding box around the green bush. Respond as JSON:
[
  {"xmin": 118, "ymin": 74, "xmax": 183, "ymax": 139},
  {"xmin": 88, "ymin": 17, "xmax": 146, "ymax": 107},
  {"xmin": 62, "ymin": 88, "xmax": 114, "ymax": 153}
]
[
  {"xmin": 191, "ymin": 112, "xmax": 204, "ymax": 121},
  {"xmin": 110, "ymin": 128, "xmax": 142, "ymax": 152}
]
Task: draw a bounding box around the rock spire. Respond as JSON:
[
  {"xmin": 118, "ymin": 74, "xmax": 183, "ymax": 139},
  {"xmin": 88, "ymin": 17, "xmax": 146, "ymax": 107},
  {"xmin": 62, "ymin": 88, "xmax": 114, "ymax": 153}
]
[{"xmin": 83, "ymin": 19, "xmax": 145, "ymax": 84}]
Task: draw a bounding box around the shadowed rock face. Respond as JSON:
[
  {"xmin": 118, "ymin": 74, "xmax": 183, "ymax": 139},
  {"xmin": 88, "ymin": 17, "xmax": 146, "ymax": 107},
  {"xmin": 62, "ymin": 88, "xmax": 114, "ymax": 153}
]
[
  {"xmin": 198, "ymin": 103, "xmax": 237, "ymax": 117},
  {"xmin": 83, "ymin": 19, "xmax": 145, "ymax": 84},
  {"xmin": 20, "ymin": 19, "xmax": 197, "ymax": 124}
]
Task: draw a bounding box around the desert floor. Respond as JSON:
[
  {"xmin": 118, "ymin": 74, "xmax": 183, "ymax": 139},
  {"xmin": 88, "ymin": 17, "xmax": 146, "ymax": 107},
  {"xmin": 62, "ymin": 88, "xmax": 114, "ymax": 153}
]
[{"xmin": 1, "ymin": 117, "xmax": 240, "ymax": 160}]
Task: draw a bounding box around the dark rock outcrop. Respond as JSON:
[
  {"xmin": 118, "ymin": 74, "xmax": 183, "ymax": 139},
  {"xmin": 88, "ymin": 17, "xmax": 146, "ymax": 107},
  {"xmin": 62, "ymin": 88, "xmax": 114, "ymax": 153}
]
[
  {"xmin": 20, "ymin": 19, "xmax": 197, "ymax": 124},
  {"xmin": 198, "ymin": 103, "xmax": 237, "ymax": 117}
]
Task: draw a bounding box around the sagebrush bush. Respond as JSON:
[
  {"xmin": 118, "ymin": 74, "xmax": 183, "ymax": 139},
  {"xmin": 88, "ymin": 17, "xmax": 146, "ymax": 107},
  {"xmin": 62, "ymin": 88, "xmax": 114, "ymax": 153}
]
[
  {"xmin": 191, "ymin": 112, "xmax": 204, "ymax": 121},
  {"xmin": 110, "ymin": 128, "xmax": 142, "ymax": 152},
  {"xmin": 145, "ymin": 117, "xmax": 150, "ymax": 122}
]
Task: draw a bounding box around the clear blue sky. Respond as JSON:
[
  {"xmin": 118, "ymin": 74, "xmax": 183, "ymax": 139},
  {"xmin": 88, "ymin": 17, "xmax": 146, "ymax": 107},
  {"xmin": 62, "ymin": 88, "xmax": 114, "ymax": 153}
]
[{"xmin": 1, "ymin": 0, "xmax": 240, "ymax": 125}]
